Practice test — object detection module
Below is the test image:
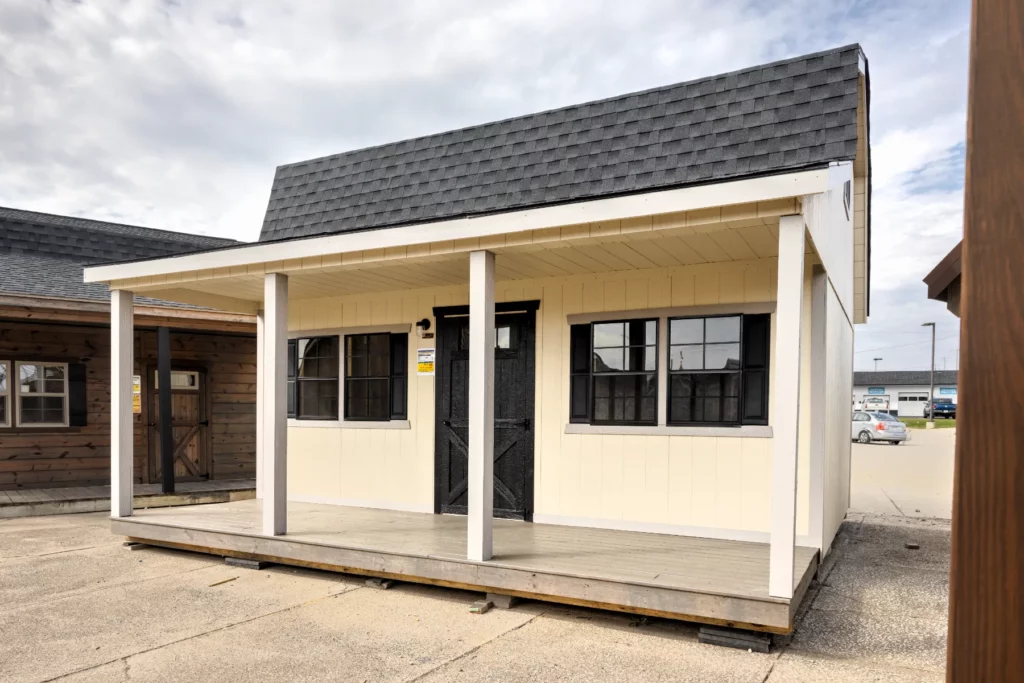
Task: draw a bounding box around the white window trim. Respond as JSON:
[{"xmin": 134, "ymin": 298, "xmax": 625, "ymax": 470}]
[
  {"xmin": 564, "ymin": 306, "xmax": 775, "ymax": 436},
  {"xmin": 288, "ymin": 324, "xmax": 412, "ymax": 428},
  {"xmin": 14, "ymin": 361, "xmax": 70, "ymax": 428},
  {"xmin": 0, "ymin": 360, "xmax": 10, "ymax": 428}
]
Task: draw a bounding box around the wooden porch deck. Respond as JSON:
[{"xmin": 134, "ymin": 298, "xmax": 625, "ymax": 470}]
[
  {"xmin": 112, "ymin": 499, "xmax": 818, "ymax": 633},
  {"xmin": 0, "ymin": 479, "xmax": 255, "ymax": 519}
]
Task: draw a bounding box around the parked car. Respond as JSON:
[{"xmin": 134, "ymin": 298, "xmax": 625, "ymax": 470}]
[
  {"xmin": 852, "ymin": 411, "xmax": 910, "ymax": 445},
  {"xmin": 923, "ymin": 399, "xmax": 956, "ymax": 419}
]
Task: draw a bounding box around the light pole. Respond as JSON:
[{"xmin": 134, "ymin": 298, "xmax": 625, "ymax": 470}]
[
  {"xmin": 873, "ymin": 357, "xmax": 883, "ymax": 371},
  {"xmin": 922, "ymin": 322, "xmax": 936, "ymax": 427}
]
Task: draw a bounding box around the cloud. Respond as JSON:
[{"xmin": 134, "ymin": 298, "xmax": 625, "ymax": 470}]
[{"xmin": 0, "ymin": 0, "xmax": 969, "ymax": 369}]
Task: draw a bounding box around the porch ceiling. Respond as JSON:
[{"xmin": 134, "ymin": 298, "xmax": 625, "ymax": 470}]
[{"xmin": 112, "ymin": 198, "xmax": 816, "ymax": 308}]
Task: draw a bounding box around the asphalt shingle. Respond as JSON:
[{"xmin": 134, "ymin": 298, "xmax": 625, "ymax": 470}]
[
  {"xmin": 0, "ymin": 206, "xmax": 238, "ymax": 303},
  {"xmin": 259, "ymin": 44, "xmax": 865, "ymax": 241}
]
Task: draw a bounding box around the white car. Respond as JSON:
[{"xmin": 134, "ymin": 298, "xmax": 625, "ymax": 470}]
[{"xmin": 852, "ymin": 411, "xmax": 910, "ymax": 445}]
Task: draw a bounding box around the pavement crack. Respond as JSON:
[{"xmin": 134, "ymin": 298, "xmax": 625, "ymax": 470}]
[
  {"xmin": 878, "ymin": 486, "xmax": 906, "ymax": 516},
  {"xmin": 40, "ymin": 588, "xmax": 352, "ymax": 683},
  {"xmin": 403, "ymin": 609, "xmax": 547, "ymax": 683}
]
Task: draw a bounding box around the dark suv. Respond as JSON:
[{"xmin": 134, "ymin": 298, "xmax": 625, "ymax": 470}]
[{"xmin": 924, "ymin": 399, "xmax": 956, "ymax": 419}]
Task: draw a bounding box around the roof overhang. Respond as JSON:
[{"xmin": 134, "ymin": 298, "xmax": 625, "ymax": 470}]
[
  {"xmin": 0, "ymin": 292, "xmax": 255, "ymax": 333},
  {"xmin": 85, "ymin": 169, "xmax": 829, "ymax": 288},
  {"xmin": 924, "ymin": 240, "xmax": 962, "ymax": 302}
]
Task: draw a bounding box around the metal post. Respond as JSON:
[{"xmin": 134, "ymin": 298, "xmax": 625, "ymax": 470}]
[
  {"xmin": 922, "ymin": 322, "xmax": 936, "ymax": 427},
  {"xmin": 157, "ymin": 326, "xmax": 175, "ymax": 493}
]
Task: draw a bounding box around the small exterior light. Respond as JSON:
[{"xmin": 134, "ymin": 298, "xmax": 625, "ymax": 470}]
[{"xmin": 415, "ymin": 318, "xmax": 432, "ymax": 338}]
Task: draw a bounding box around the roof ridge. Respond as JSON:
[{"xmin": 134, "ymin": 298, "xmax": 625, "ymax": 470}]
[
  {"xmin": 0, "ymin": 205, "xmax": 238, "ymax": 246},
  {"xmin": 274, "ymin": 43, "xmax": 863, "ymax": 171}
]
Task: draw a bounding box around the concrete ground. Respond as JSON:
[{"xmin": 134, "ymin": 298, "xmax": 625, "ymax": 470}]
[
  {"xmin": 850, "ymin": 427, "xmax": 955, "ymax": 519},
  {"xmin": 1, "ymin": 511, "xmax": 948, "ymax": 682}
]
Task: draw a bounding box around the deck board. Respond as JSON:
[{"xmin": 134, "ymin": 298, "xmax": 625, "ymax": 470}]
[
  {"xmin": 0, "ymin": 479, "xmax": 256, "ymax": 518},
  {"xmin": 114, "ymin": 499, "xmax": 818, "ymax": 631}
]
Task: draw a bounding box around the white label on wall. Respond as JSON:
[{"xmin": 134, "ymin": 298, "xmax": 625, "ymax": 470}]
[{"xmin": 417, "ymin": 348, "xmax": 435, "ymax": 375}]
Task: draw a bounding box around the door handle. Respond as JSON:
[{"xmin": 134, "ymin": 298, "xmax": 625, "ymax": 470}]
[
  {"xmin": 199, "ymin": 420, "xmax": 210, "ymax": 427},
  {"xmin": 442, "ymin": 420, "xmax": 451, "ymax": 427},
  {"xmin": 522, "ymin": 418, "xmax": 531, "ymax": 430}
]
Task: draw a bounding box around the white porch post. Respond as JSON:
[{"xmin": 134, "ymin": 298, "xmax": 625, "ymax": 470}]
[
  {"xmin": 110, "ymin": 289, "xmax": 134, "ymax": 518},
  {"xmin": 262, "ymin": 275, "xmax": 288, "ymax": 536},
  {"xmin": 255, "ymin": 308, "xmax": 265, "ymax": 500},
  {"xmin": 808, "ymin": 267, "xmax": 828, "ymax": 553},
  {"xmin": 467, "ymin": 250, "xmax": 495, "ymax": 562},
  {"xmin": 769, "ymin": 214, "xmax": 806, "ymax": 599}
]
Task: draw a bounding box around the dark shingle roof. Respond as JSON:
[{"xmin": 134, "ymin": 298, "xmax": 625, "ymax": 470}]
[
  {"xmin": 0, "ymin": 252, "xmax": 194, "ymax": 307},
  {"xmin": 260, "ymin": 44, "xmax": 865, "ymax": 242},
  {"xmin": 0, "ymin": 206, "xmax": 238, "ymax": 304},
  {"xmin": 0, "ymin": 206, "xmax": 237, "ymax": 264},
  {"xmin": 854, "ymin": 371, "xmax": 958, "ymax": 386}
]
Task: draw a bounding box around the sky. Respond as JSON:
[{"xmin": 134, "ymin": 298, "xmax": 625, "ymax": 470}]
[{"xmin": 0, "ymin": 0, "xmax": 968, "ymax": 371}]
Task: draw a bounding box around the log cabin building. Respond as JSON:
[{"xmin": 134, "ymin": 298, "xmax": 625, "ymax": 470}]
[{"xmin": 0, "ymin": 207, "xmax": 258, "ymax": 496}]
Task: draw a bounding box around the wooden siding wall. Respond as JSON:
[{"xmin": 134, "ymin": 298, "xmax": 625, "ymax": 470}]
[
  {"xmin": 285, "ymin": 258, "xmax": 819, "ymax": 540},
  {"xmin": 0, "ymin": 319, "xmax": 256, "ymax": 490},
  {"xmin": 823, "ymin": 282, "xmax": 854, "ymax": 551}
]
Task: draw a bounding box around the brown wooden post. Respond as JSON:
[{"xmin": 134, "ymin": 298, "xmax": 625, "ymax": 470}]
[
  {"xmin": 157, "ymin": 326, "xmax": 175, "ymax": 494},
  {"xmin": 947, "ymin": 0, "xmax": 1024, "ymax": 679}
]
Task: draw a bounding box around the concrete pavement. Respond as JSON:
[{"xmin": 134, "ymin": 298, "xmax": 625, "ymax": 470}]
[
  {"xmin": 850, "ymin": 427, "xmax": 955, "ymax": 519},
  {"xmin": 0, "ymin": 510, "xmax": 949, "ymax": 682}
]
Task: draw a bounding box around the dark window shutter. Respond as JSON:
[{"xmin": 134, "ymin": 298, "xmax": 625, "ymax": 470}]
[
  {"xmin": 287, "ymin": 340, "xmax": 297, "ymax": 418},
  {"xmin": 569, "ymin": 324, "xmax": 591, "ymax": 423},
  {"xmin": 390, "ymin": 333, "xmax": 408, "ymax": 420},
  {"xmin": 68, "ymin": 363, "xmax": 88, "ymax": 427},
  {"xmin": 741, "ymin": 314, "xmax": 771, "ymax": 425}
]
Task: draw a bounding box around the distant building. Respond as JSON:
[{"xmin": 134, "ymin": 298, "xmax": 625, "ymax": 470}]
[{"xmin": 853, "ymin": 371, "xmax": 958, "ymax": 416}]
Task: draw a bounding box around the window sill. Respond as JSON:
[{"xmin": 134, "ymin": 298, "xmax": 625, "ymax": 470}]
[
  {"xmin": 563, "ymin": 424, "xmax": 773, "ymax": 438},
  {"xmin": 287, "ymin": 419, "xmax": 411, "ymax": 430}
]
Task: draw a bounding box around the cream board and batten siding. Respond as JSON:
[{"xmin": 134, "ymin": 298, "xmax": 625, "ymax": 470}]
[{"xmin": 283, "ymin": 258, "xmax": 818, "ymax": 544}]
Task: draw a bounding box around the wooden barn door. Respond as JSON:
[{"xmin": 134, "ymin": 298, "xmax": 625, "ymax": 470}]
[
  {"xmin": 147, "ymin": 367, "xmax": 210, "ymax": 482},
  {"xmin": 434, "ymin": 304, "xmax": 536, "ymax": 520}
]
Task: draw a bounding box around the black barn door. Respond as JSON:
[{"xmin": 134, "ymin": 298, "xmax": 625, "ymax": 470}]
[{"xmin": 434, "ymin": 303, "xmax": 537, "ymax": 520}]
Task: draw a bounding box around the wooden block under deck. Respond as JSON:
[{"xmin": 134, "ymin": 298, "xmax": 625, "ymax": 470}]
[{"xmin": 112, "ymin": 507, "xmax": 818, "ymax": 634}]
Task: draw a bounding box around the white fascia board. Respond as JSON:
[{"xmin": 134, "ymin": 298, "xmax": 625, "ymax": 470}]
[{"xmin": 85, "ymin": 169, "xmax": 829, "ymax": 284}]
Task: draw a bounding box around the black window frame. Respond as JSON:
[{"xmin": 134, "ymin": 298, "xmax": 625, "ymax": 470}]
[
  {"xmin": 287, "ymin": 336, "xmax": 340, "ymax": 421},
  {"xmin": 588, "ymin": 318, "xmax": 659, "ymax": 427},
  {"xmin": 666, "ymin": 314, "xmax": 744, "ymax": 427},
  {"xmin": 343, "ymin": 332, "xmax": 408, "ymax": 422}
]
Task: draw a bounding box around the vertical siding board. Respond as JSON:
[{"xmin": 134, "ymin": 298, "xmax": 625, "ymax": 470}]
[
  {"xmin": 644, "ymin": 435, "xmax": 670, "ymax": 523},
  {"xmin": 601, "ymin": 434, "xmax": 626, "ymax": 520},
  {"xmin": 604, "ymin": 280, "xmax": 626, "ymax": 311},
  {"xmin": 690, "ymin": 437, "xmax": 718, "ymax": 527},
  {"xmin": 671, "ymin": 271, "xmax": 695, "ymax": 306},
  {"xmin": 715, "ymin": 438, "xmax": 744, "ymax": 529},
  {"xmin": 579, "ymin": 433, "xmax": 604, "ymax": 518},
  {"xmin": 667, "ymin": 436, "xmax": 694, "ymax": 525}
]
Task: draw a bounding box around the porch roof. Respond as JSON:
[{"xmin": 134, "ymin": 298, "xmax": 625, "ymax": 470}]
[{"xmin": 84, "ymin": 172, "xmax": 825, "ymax": 311}]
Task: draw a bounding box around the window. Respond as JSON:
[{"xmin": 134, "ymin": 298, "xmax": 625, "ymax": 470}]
[
  {"xmin": 668, "ymin": 314, "xmax": 771, "ymax": 426},
  {"xmin": 153, "ymin": 370, "xmax": 199, "ymax": 390},
  {"xmin": 344, "ymin": 333, "xmax": 408, "ymax": 421},
  {"xmin": 0, "ymin": 361, "xmax": 9, "ymax": 427},
  {"xmin": 668, "ymin": 316, "xmax": 741, "ymax": 424},
  {"xmin": 569, "ymin": 319, "xmax": 657, "ymax": 425},
  {"xmin": 16, "ymin": 362, "xmax": 68, "ymax": 426},
  {"xmin": 288, "ymin": 337, "xmax": 339, "ymax": 420},
  {"xmin": 569, "ymin": 312, "xmax": 771, "ymax": 429}
]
